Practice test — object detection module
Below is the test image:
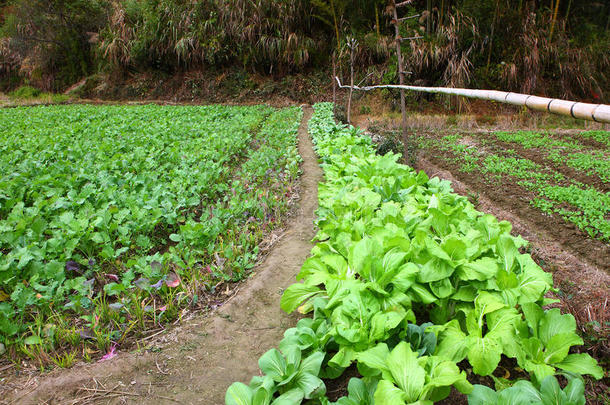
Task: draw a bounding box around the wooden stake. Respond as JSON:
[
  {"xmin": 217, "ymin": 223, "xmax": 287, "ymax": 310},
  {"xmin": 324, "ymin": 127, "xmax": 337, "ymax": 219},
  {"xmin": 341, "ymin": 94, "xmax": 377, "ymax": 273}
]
[
  {"xmin": 392, "ymin": 0, "xmax": 409, "ymax": 162},
  {"xmin": 332, "ymin": 53, "xmax": 336, "ymax": 107},
  {"xmin": 347, "ymin": 38, "xmax": 357, "ymax": 124}
]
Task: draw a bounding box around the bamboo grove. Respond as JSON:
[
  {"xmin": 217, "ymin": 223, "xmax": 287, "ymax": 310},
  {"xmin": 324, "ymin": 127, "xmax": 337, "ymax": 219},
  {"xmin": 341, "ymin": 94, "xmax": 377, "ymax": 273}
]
[{"xmin": 0, "ymin": 0, "xmax": 609, "ymax": 101}]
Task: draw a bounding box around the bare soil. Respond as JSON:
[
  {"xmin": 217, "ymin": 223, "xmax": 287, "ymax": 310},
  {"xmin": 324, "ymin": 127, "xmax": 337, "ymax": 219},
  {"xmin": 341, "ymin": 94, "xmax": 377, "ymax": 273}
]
[{"xmin": 1, "ymin": 106, "xmax": 323, "ymax": 405}]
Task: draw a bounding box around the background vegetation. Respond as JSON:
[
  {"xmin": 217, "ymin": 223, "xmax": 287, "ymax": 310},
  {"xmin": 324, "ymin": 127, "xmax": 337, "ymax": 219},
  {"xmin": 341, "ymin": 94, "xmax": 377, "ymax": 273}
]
[{"xmin": 0, "ymin": 0, "xmax": 608, "ymax": 102}]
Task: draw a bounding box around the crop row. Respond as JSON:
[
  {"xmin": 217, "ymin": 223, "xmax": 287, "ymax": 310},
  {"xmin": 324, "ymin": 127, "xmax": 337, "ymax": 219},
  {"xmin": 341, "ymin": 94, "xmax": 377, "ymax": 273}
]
[
  {"xmin": 225, "ymin": 103, "xmax": 603, "ymax": 404},
  {"xmin": 490, "ymin": 131, "xmax": 609, "ymax": 183},
  {"xmin": 423, "ymin": 133, "xmax": 610, "ymax": 242},
  {"xmin": 0, "ymin": 105, "xmax": 302, "ymax": 360},
  {"xmin": 579, "ymin": 130, "xmax": 610, "ymax": 148}
]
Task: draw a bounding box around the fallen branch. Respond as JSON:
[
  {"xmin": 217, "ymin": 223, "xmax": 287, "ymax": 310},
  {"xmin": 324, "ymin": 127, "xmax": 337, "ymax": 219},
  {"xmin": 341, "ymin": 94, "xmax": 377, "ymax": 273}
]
[{"xmin": 77, "ymin": 386, "xmax": 180, "ymax": 403}]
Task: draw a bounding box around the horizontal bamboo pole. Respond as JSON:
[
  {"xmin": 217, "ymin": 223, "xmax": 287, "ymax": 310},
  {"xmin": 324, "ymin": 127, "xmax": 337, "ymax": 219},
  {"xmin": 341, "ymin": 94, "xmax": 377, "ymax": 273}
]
[{"xmin": 335, "ymin": 77, "xmax": 610, "ymax": 123}]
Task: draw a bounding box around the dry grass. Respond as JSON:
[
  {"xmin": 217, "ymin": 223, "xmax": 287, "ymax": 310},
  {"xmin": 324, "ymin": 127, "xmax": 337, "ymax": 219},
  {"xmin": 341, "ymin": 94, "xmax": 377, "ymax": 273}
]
[
  {"xmin": 351, "ymin": 106, "xmax": 608, "ymax": 133},
  {"xmin": 98, "ymin": 0, "xmax": 319, "ymax": 73}
]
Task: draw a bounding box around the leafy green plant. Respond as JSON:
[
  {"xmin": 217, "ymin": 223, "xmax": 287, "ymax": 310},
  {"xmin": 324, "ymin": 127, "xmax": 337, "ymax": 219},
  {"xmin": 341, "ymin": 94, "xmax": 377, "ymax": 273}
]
[
  {"xmin": 225, "ymin": 347, "xmax": 326, "ymax": 404},
  {"xmin": 0, "ymin": 104, "xmax": 303, "ymax": 359},
  {"xmin": 579, "ymin": 130, "xmax": 610, "ymax": 147},
  {"xmin": 402, "ymin": 323, "xmax": 436, "ymax": 358},
  {"xmin": 225, "ymin": 103, "xmax": 603, "ymax": 405},
  {"xmin": 513, "ymin": 304, "xmax": 603, "ymax": 382},
  {"xmin": 424, "ymin": 132, "xmax": 610, "ymax": 241},
  {"xmin": 356, "ymin": 341, "xmax": 472, "ymax": 404},
  {"xmin": 468, "ymin": 375, "xmax": 586, "ymax": 405},
  {"xmin": 9, "ymin": 86, "xmax": 41, "ymax": 99},
  {"xmin": 327, "ymin": 377, "xmax": 377, "ymax": 405}
]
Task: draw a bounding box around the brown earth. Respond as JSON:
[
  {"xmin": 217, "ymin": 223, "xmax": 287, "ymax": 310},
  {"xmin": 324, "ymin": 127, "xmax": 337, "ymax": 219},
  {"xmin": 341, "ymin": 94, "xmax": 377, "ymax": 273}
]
[{"xmin": 1, "ymin": 106, "xmax": 323, "ymax": 405}]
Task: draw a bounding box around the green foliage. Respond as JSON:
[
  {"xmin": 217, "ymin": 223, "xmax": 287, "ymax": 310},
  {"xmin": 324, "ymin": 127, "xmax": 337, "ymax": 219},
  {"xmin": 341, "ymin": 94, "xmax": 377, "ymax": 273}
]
[
  {"xmin": 2, "ymin": 0, "xmax": 608, "ymax": 99},
  {"xmin": 226, "ymin": 103, "xmax": 601, "ymax": 404},
  {"xmin": 469, "ymin": 375, "xmax": 586, "ymax": 405},
  {"xmin": 428, "ymin": 132, "xmax": 610, "ymax": 242},
  {"xmin": 357, "ymin": 342, "xmax": 472, "ymax": 404},
  {"xmin": 492, "ymin": 131, "xmax": 610, "ymax": 182},
  {"xmin": 0, "ymin": 104, "xmax": 303, "ymax": 356},
  {"xmin": 98, "ymin": 0, "xmax": 321, "ymax": 73},
  {"xmin": 225, "ymin": 346, "xmax": 327, "ymax": 404},
  {"xmin": 7, "ymin": 86, "xmax": 69, "ymax": 104},
  {"xmin": 579, "ymin": 131, "xmax": 610, "ymax": 147},
  {"xmin": 9, "ymin": 85, "xmax": 41, "ymax": 99},
  {"xmin": 514, "ymin": 304, "xmax": 603, "ymax": 382},
  {"xmin": 1, "ymin": 0, "xmax": 107, "ymax": 89}
]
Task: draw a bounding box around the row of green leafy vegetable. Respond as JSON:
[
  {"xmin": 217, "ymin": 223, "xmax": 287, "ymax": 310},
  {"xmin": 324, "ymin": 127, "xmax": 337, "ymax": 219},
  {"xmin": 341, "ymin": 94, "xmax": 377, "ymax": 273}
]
[
  {"xmin": 488, "ymin": 130, "xmax": 609, "ymax": 183},
  {"xmin": 226, "ymin": 103, "xmax": 603, "ymax": 405},
  {"xmin": 578, "ymin": 130, "xmax": 610, "ymax": 148},
  {"xmin": 419, "ymin": 133, "xmax": 609, "ymax": 242},
  {"xmin": 0, "ymin": 105, "xmax": 302, "ymax": 359}
]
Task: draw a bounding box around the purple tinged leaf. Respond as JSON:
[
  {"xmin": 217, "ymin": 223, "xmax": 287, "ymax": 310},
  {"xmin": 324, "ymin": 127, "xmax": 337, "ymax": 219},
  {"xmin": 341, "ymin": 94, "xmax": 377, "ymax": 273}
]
[
  {"xmin": 99, "ymin": 344, "xmax": 117, "ymax": 362},
  {"xmin": 66, "ymin": 260, "xmax": 80, "ymax": 272},
  {"xmin": 134, "ymin": 277, "xmax": 150, "ymax": 290},
  {"xmin": 79, "ymin": 328, "xmax": 95, "ymax": 339},
  {"xmin": 83, "ymin": 278, "xmax": 95, "ymax": 288},
  {"xmin": 105, "ymin": 274, "xmax": 119, "ymax": 282},
  {"xmin": 165, "ymin": 272, "xmax": 180, "ymax": 288},
  {"xmin": 88, "ymin": 258, "xmax": 96, "ymax": 267},
  {"xmin": 150, "ymin": 261, "xmax": 162, "ymax": 272},
  {"xmin": 151, "ymin": 279, "xmax": 164, "ymax": 289}
]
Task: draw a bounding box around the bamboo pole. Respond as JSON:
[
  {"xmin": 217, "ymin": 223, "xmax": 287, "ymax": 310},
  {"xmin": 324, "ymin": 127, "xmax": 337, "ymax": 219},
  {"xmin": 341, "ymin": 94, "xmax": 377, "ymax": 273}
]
[
  {"xmin": 549, "ymin": 0, "xmax": 560, "ymax": 41},
  {"xmin": 334, "ymin": 77, "xmax": 610, "ymax": 123}
]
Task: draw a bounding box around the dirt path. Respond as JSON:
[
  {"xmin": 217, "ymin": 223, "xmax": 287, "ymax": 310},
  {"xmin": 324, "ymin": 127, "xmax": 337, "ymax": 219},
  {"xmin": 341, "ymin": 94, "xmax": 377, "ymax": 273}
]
[{"xmin": 2, "ymin": 106, "xmax": 322, "ymax": 405}]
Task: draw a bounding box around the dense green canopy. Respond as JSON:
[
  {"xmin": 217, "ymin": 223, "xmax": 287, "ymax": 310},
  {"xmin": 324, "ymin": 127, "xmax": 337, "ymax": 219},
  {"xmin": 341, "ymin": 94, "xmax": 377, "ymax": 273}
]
[{"xmin": 1, "ymin": 0, "xmax": 608, "ymax": 100}]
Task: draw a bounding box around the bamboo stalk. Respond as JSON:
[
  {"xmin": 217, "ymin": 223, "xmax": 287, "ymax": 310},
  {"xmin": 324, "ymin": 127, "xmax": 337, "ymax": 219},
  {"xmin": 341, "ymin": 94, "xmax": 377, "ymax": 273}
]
[
  {"xmin": 334, "ymin": 77, "xmax": 610, "ymax": 123},
  {"xmin": 549, "ymin": 0, "xmax": 560, "ymax": 41}
]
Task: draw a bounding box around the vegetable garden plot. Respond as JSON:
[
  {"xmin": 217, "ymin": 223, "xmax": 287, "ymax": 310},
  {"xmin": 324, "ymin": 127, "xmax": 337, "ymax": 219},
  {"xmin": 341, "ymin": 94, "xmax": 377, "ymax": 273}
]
[
  {"xmin": 0, "ymin": 104, "xmax": 302, "ymax": 360},
  {"xmin": 578, "ymin": 131, "xmax": 610, "ymax": 148},
  {"xmin": 418, "ymin": 133, "xmax": 610, "ymax": 244},
  {"xmin": 226, "ymin": 103, "xmax": 604, "ymax": 405},
  {"xmin": 487, "ymin": 131, "xmax": 610, "ymax": 185}
]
